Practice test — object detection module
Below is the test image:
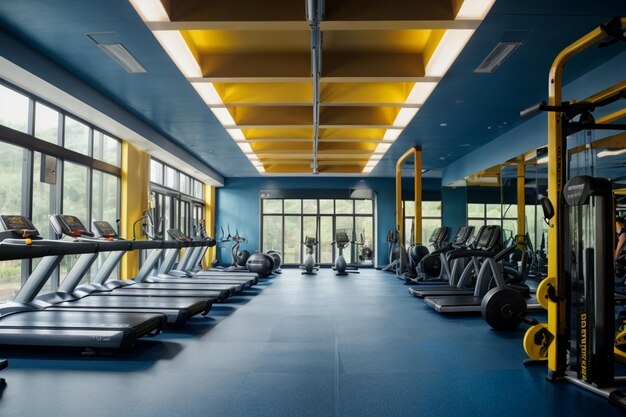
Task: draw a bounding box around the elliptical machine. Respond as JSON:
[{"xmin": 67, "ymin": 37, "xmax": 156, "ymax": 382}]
[
  {"xmin": 212, "ymin": 225, "xmax": 250, "ymax": 271},
  {"xmin": 301, "ymin": 236, "xmax": 319, "ymax": 275},
  {"xmin": 332, "ymin": 229, "xmax": 359, "ymax": 276}
]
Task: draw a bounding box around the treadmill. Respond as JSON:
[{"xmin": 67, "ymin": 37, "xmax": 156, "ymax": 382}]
[
  {"xmin": 0, "ymin": 215, "xmax": 166, "ymax": 349},
  {"xmin": 37, "ymin": 215, "xmax": 214, "ymax": 326},
  {"xmin": 160, "ymin": 229, "xmax": 257, "ymax": 287},
  {"xmin": 409, "ymin": 226, "xmax": 502, "ymax": 298},
  {"xmin": 76, "ymin": 220, "xmax": 230, "ymax": 301},
  {"xmin": 79, "ymin": 223, "xmax": 246, "ymax": 298}
]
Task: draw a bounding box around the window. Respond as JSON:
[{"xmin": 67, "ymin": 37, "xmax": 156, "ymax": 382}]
[
  {"xmin": 150, "ymin": 159, "xmax": 164, "ymax": 184},
  {"xmin": 0, "ymin": 142, "xmax": 25, "ymax": 302},
  {"xmin": 34, "ymin": 102, "xmax": 60, "ymax": 144},
  {"xmin": 403, "ymin": 200, "xmax": 442, "ymax": 247},
  {"xmin": 0, "ymin": 81, "xmax": 122, "ymax": 301},
  {"xmin": 64, "ymin": 116, "xmax": 90, "ymax": 155},
  {"xmin": 260, "ymin": 197, "xmax": 375, "ymax": 266},
  {"xmin": 467, "ymin": 203, "xmax": 517, "ymax": 239},
  {"xmin": 0, "ymin": 84, "xmax": 29, "ymax": 133}
]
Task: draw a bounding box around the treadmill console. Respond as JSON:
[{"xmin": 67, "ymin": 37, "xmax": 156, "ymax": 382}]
[
  {"xmin": 305, "ymin": 236, "xmax": 317, "ymax": 245},
  {"xmin": 167, "ymin": 228, "xmax": 191, "ymax": 242},
  {"xmin": 51, "ymin": 214, "xmax": 94, "ymax": 238},
  {"xmin": 92, "ymin": 221, "xmax": 118, "ymax": 239},
  {"xmin": 0, "ymin": 215, "xmax": 40, "ymax": 238}
]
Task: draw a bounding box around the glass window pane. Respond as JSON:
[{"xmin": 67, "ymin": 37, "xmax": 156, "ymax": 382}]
[
  {"xmin": 502, "ymin": 219, "xmax": 517, "ymax": 239},
  {"xmin": 180, "ymin": 174, "xmax": 190, "ymax": 195},
  {"xmin": 319, "ymin": 216, "xmax": 333, "ymax": 263},
  {"xmin": 63, "ymin": 161, "xmax": 89, "ymax": 222},
  {"xmin": 422, "ymin": 218, "xmax": 442, "ymax": 248},
  {"xmin": 263, "ymin": 199, "xmax": 282, "ymax": 214},
  {"xmin": 194, "ymin": 180, "xmax": 203, "ymax": 199},
  {"xmin": 262, "ymin": 215, "xmax": 283, "ymax": 253},
  {"xmin": 485, "ymin": 203, "xmax": 501, "ymax": 219},
  {"xmin": 284, "ymin": 199, "xmax": 301, "ymax": 214},
  {"xmin": 0, "ymin": 142, "xmax": 24, "ymax": 214},
  {"xmin": 467, "ymin": 203, "xmax": 485, "ymax": 218},
  {"xmin": 34, "ymin": 102, "xmax": 59, "ymax": 143},
  {"xmin": 404, "ymin": 201, "xmax": 415, "ymax": 217},
  {"xmin": 91, "ymin": 170, "xmax": 119, "ymax": 225},
  {"xmin": 302, "ymin": 199, "xmax": 317, "ymax": 214},
  {"xmin": 165, "ymin": 166, "xmax": 177, "ymax": 189},
  {"xmin": 354, "ymin": 216, "xmax": 373, "ymax": 265},
  {"xmin": 283, "ymin": 216, "xmax": 301, "ymax": 264},
  {"xmin": 0, "ymin": 84, "xmax": 29, "ymax": 133},
  {"xmin": 422, "ymin": 201, "xmax": 441, "ymax": 217},
  {"xmin": 502, "ymin": 204, "xmax": 518, "ymax": 219},
  {"xmin": 355, "ymin": 199, "xmax": 372, "ymax": 214},
  {"xmin": 94, "ymin": 131, "xmax": 121, "ymax": 167},
  {"xmin": 64, "ymin": 116, "xmax": 90, "ymax": 155},
  {"xmin": 468, "ymin": 218, "xmax": 486, "ymax": 229},
  {"xmin": 150, "ymin": 159, "xmax": 163, "ymax": 184},
  {"xmin": 319, "ymin": 199, "xmax": 333, "ymax": 214},
  {"xmin": 335, "ymin": 199, "xmax": 353, "ymax": 214},
  {"xmin": 302, "ymin": 216, "xmax": 317, "ymax": 243},
  {"xmin": 405, "ymin": 218, "xmax": 413, "ymax": 247}
]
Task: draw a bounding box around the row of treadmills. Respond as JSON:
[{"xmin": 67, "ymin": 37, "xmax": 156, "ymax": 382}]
[
  {"xmin": 404, "ymin": 224, "xmax": 540, "ymax": 314},
  {"xmin": 0, "ymin": 213, "xmax": 263, "ymax": 353}
]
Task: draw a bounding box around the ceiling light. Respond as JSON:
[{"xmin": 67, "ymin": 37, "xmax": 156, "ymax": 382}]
[
  {"xmin": 598, "ymin": 149, "xmax": 626, "ymax": 158},
  {"xmin": 393, "ymin": 108, "xmax": 419, "ymax": 127},
  {"xmin": 470, "ymin": 176, "xmax": 499, "ymax": 185},
  {"xmin": 192, "ymin": 83, "xmax": 223, "ymax": 105},
  {"xmin": 537, "ymin": 156, "xmax": 549, "ymax": 164},
  {"xmin": 129, "ymin": 0, "xmax": 169, "ymax": 21},
  {"xmin": 460, "ymin": 143, "xmax": 471, "ymax": 147},
  {"xmin": 406, "ymin": 82, "xmax": 437, "ymax": 104},
  {"xmin": 236, "ymin": 141, "xmax": 253, "ymax": 154},
  {"xmin": 440, "ymin": 123, "xmax": 448, "ymax": 127},
  {"xmin": 375, "ymin": 142, "xmax": 392, "ymax": 154},
  {"xmin": 255, "ymin": 165, "xmax": 266, "ymax": 173},
  {"xmin": 455, "ymin": 0, "xmax": 496, "ymax": 20},
  {"xmin": 475, "ymin": 42, "xmax": 522, "ymax": 73},
  {"xmin": 153, "ymin": 31, "xmax": 201, "ymax": 78},
  {"xmin": 425, "ymin": 29, "xmax": 475, "ymax": 77},
  {"xmin": 362, "ymin": 166, "xmax": 374, "ymax": 173},
  {"xmin": 93, "ymin": 42, "xmax": 147, "ymax": 73},
  {"xmin": 248, "ymin": 154, "xmax": 259, "ymax": 162},
  {"xmin": 226, "ymin": 128, "xmax": 245, "ymax": 141},
  {"xmin": 252, "ymin": 160, "xmax": 263, "ymax": 167},
  {"xmin": 383, "ymin": 129, "xmax": 402, "ymax": 141},
  {"xmin": 369, "ymin": 154, "xmax": 382, "ymax": 161},
  {"xmin": 210, "ymin": 107, "xmax": 235, "ymax": 126}
]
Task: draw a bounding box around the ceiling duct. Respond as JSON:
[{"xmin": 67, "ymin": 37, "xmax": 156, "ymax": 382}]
[{"xmin": 474, "ymin": 41, "xmax": 521, "ymax": 73}]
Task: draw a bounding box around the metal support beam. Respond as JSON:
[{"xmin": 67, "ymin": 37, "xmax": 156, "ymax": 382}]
[
  {"xmin": 516, "ymin": 161, "xmax": 525, "ymax": 239},
  {"xmin": 307, "ymin": 0, "xmax": 324, "ymax": 174}
]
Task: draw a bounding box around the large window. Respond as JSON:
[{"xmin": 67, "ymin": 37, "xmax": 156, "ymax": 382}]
[
  {"xmin": 261, "ymin": 198, "xmax": 375, "ymax": 266},
  {"xmin": 150, "ymin": 158, "xmax": 205, "ymax": 239},
  {"xmin": 0, "ymin": 81, "xmax": 122, "ymax": 302},
  {"xmin": 403, "ymin": 201, "xmax": 442, "ymax": 247},
  {"xmin": 467, "ymin": 203, "xmax": 517, "ymax": 239}
]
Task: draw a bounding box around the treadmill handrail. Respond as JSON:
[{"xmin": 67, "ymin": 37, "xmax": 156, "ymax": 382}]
[{"xmin": 447, "ymin": 249, "xmax": 495, "ymax": 261}]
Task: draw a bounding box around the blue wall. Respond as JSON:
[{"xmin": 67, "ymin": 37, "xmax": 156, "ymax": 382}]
[
  {"xmin": 215, "ymin": 176, "xmax": 442, "ymax": 267},
  {"xmin": 442, "ymin": 186, "xmax": 468, "ymax": 237}
]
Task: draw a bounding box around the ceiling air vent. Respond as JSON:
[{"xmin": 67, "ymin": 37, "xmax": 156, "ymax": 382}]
[
  {"xmin": 87, "ymin": 33, "xmax": 146, "ymax": 73},
  {"xmin": 474, "ymin": 41, "xmax": 521, "ymax": 73}
]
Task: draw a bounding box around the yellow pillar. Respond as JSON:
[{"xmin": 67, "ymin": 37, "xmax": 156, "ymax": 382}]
[
  {"xmin": 414, "ymin": 146, "xmax": 422, "ymax": 245},
  {"xmin": 516, "ymin": 161, "xmax": 525, "ymax": 239},
  {"xmin": 120, "ymin": 142, "xmax": 150, "ymax": 279},
  {"xmin": 396, "ymin": 146, "xmax": 417, "ymax": 244},
  {"xmin": 203, "ymin": 184, "xmax": 216, "ymax": 269}
]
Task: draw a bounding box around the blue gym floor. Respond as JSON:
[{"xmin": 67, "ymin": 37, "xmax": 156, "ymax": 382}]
[{"xmin": 0, "ymin": 268, "xmax": 624, "ymax": 417}]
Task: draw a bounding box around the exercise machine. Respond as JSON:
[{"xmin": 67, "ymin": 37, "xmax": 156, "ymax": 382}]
[
  {"xmin": 0, "ymin": 359, "xmax": 6, "ymax": 386},
  {"xmin": 332, "ymin": 229, "xmax": 359, "ymax": 275},
  {"xmin": 301, "ymin": 236, "xmax": 319, "ymax": 275},
  {"xmin": 212, "ymin": 226, "xmax": 250, "ymax": 271}
]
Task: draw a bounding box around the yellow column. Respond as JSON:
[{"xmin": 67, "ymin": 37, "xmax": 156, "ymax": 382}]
[
  {"xmin": 414, "ymin": 146, "xmax": 422, "ymax": 245},
  {"xmin": 203, "ymin": 184, "xmax": 216, "ymax": 269},
  {"xmin": 516, "ymin": 161, "xmax": 525, "ymax": 239},
  {"xmin": 120, "ymin": 142, "xmax": 150, "ymax": 279},
  {"xmin": 396, "ymin": 146, "xmax": 417, "ymax": 244}
]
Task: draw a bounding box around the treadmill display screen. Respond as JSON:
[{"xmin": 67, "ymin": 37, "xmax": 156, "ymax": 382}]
[
  {"xmin": 305, "ymin": 236, "xmax": 317, "ymax": 245},
  {"xmin": 335, "ymin": 230, "xmax": 350, "ymax": 244},
  {"xmin": 59, "ymin": 215, "xmax": 89, "ymax": 236},
  {"xmin": 0, "ymin": 215, "xmax": 39, "ymax": 237},
  {"xmin": 93, "ymin": 221, "xmax": 117, "ymax": 238}
]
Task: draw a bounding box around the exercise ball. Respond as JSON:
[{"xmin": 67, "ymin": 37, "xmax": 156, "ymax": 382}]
[{"xmin": 246, "ymin": 252, "xmax": 274, "ymax": 277}]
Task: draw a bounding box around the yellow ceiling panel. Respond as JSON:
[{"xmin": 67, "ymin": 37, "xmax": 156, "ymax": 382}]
[
  {"xmin": 252, "ymin": 141, "xmax": 312, "ymax": 153},
  {"xmin": 318, "ymin": 141, "xmax": 377, "ymax": 152},
  {"xmin": 184, "ymin": 30, "xmax": 309, "ymax": 54},
  {"xmin": 214, "ymin": 82, "xmax": 313, "ymax": 104},
  {"xmin": 323, "ymin": 30, "xmax": 434, "ymax": 54},
  {"xmin": 320, "ymin": 82, "xmax": 414, "ymax": 104},
  {"xmin": 242, "ymin": 128, "xmax": 313, "ymax": 139},
  {"xmin": 319, "ymin": 128, "xmax": 386, "ymax": 140},
  {"xmin": 229, "ymin": 106, "xmax": 312, "ymax": 125},
  {"xmin": 319, "ymin": 106, "xmax": 398, "ymax": 126}
]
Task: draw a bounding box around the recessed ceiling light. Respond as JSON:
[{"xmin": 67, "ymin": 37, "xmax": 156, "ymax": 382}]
[
  {"xmin": 460, "ymin": 143, "xmax": 471, "ymax": 147},
  {"xmin": 487, "ymin": 125, "xmax": 494, "ymax": 130},
  {"xmin": 440, "ymin": 123, "xmax": 448, "ymax": 127},
  {"xmin": 455, "ymin": 99, "xmax": 464, "ymax": 105},
  {"xmin": 439, "ymin": 156, "xmax": 446, "ymax": 160}
]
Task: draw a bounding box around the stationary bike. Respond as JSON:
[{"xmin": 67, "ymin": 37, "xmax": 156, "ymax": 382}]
[
  {"xmin": 301, "ymin": 236, "xmax": 319, "ymax": 275},
  {"xmin": 332, "ymin": 229, "xmax": 359, "ymax": 276}
]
